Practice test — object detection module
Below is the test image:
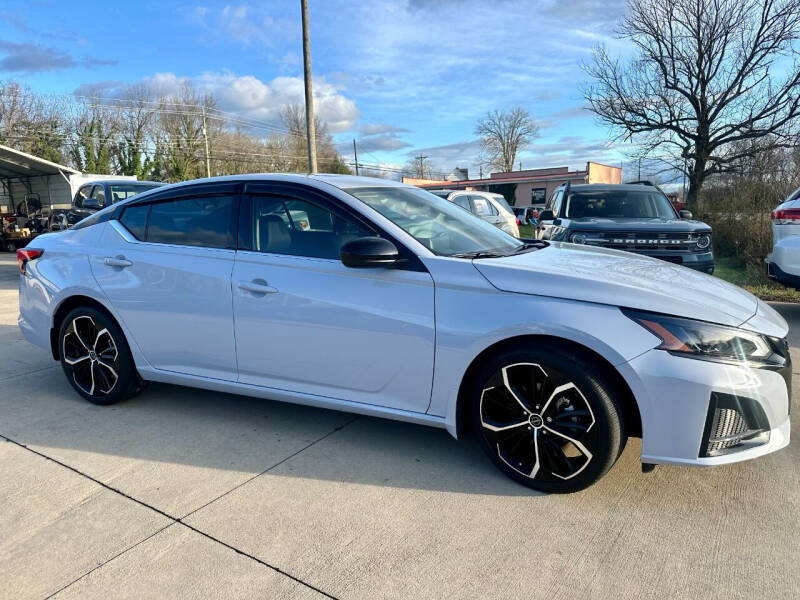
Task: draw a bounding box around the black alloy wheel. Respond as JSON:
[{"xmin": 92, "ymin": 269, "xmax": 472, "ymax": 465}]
[
  {"xmin": 472, "ymin": 345, "xmax": 627, "ymax": 493},
  {"xmin": 59, "ymin": 307, "xmax": 140, "ymax": 405}
]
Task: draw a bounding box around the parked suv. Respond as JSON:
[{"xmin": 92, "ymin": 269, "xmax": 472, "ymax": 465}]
[
  {"xmin": 536, "ymin": 182, "xmax": 714, "ymax": 273},
  {"xmin": 67, "ymin": 180, "xmax": 163, "ymax": 226},
  {"xmin": 766, "ymin": 186, "xmax": 800, "ymax": 288}
]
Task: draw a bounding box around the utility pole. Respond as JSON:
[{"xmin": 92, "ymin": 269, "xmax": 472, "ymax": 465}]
[
  {"xmin": 519, "ymin": 162, "xmax": 522, "ymax": 171},
  {"xmin": 637, "ymin": 157, "xmax": 642, "ymax": 180},
  {"xmin": 353, "ymin": 139, "xmax": 359, "ymax": 175},
  {"xmin": 415, "ymin": 154, "xmax": 428, "ymax": 178},
  {"xmin": 301, "ymin": 0, "xmax": 318, "ymax": 173},
  {"xmin": 201, "ymin": 106, "xmax": 211, "ymax": 178}
]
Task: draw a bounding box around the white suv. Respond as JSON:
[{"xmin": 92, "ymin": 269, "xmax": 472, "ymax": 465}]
[
  {"xmin": 447, "ymin": 191, "xmax": 520, "ymax": 237},
  {"xmin": 766, "ymin": 186, "xmax": 800, "ymax": 288}
]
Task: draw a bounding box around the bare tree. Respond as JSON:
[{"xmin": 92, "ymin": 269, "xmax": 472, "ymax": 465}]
[
  {"xmin": 281, "ymin": 104, "xmax": 351, "ymax": 173},
  {"xmin": 585, "ymin": 0, "xmax": 800, "ymax": 208},
  {"xmin": 404, "ymin": 154, "xmax": 434, "ymax": 179},
  {"xmin": 475, "ymin": 107, "xmax": 538, "ymax": 173}
]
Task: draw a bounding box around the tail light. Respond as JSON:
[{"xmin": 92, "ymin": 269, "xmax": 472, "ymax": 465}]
[
  {"xmin": 516, "ymin": 218, "xmax": 520, "ymax": 226},
  {"xmin": 771, "ymin": 208, "xmax": 800, "ymax": 224},
  {"xmin": 17, "ymin": 248, "xmax": 43, "ymax": 275}
]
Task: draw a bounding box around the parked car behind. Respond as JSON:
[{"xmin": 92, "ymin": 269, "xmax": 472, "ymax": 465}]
[
  {"xmin": 537, "ymin": 182, "xmax": 714, "ymax": 273},
  {"xmin": 512, "ymin": 205, "xmax": 542, "ymax": 226},
  {"xmin": 450, "ymin": 191, "xmax": 520, "ymax": 237},
  {"xmin": 66, "ymin": 180, "xmax": 164, "ymax": 227},
  {"xmin": 765, "ymin": 186, "xmax": 800, "ymax": 288},
  {"xmin": 17, "ymin": 174, "xmax": 791, "ymax": 493}
]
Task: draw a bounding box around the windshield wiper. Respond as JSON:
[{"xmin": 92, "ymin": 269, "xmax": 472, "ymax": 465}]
[
  {"xmin": 451, "ymin": 251, "xmax": 507, "ymax": 259},
  {"xmin": 512, "ymin": 240, "xmax": 549, "ymax": 254}
]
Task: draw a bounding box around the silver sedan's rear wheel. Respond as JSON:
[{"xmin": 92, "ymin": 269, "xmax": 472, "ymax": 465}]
[
  {"xmin": 471, "ymin": 345, "xmax": 626, "ymax": 493},
  {"xmin": 59, "ymin": 307, "xmax": 140, "ymax": 405},
  {"xmin": 62, "ymin": 315, "xmax": 120, "ymax": 397}
]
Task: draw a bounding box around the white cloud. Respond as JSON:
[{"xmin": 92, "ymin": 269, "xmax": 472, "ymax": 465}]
[
  {"xmin": 360, "ymin": 123, "xmax": 410, "ymax": 136},
  {"xmin": 78, "ymin": 71, "xmax": 361, "ymax": 133}
]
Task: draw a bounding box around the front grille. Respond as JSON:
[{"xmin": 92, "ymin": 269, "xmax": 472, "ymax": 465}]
[
  {"xmin": 581, "ymin": 231, "xmax": 704, "ymax": 252},
  {"xmin": 700, "ymin": 393, "xmax": 771, "ymax": 457},
  {"xmin": 707, "ymin": 408, "xmax": 749, "ymax": 453}
]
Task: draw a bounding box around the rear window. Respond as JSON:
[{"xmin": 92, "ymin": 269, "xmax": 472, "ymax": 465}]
[{"xmin": 109, "ymin": 184, "xmax": 161, "ymax": 203}]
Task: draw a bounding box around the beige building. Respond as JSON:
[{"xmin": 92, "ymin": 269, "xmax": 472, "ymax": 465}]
[{"xmin": 408, "ymin": 162, "xmax": 623, "ymax": 206}]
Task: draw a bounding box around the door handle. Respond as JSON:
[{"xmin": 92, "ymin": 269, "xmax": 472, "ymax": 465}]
[
  {"xmin": 103, "ymin": 256, "xmax": 133, "ymax": 267},
  {"xmin": 238, "ymin": 279, "xmax": 278, "ymax": 295}
]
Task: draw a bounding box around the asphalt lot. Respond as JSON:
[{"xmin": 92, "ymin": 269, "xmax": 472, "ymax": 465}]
[{"xmin": 1, "ymin": 251, "xmax": 798, "ymax": 600}]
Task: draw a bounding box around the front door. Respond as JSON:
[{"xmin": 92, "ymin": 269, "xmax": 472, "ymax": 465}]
[
  {"xmin": 91, "ymin": 188, "xmax": 239, "ymax": 381},
  {"xmin": 232, "ymin": 185, "xmax": 435, "ymax": 413}
]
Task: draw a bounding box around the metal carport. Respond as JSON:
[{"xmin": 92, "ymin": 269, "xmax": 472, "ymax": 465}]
[{"xmin": 0, "ymin": 144, "xmax": 79, "ymax": 216}]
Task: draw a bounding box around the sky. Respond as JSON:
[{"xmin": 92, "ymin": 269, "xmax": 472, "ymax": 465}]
[{"xmin": 0, "ymin": 0, "xmax": 641, "ymax": 179}]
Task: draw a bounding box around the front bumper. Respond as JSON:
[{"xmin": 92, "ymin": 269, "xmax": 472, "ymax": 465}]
[
  {"xmin": 621, "ymin": 348, "xmax": 791, "ymax": 466},
  {"xmin": 766, "ymin": 258, "xmax": 800, "ymax": 289},
  {"xmin": 631, "ymin": 249, "xmax": 715, "ymax": 273}
]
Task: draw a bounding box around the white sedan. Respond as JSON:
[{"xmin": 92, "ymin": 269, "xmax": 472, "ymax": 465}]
[
  {"xmin": 766, "ymin": 186, "xmax": 800, "ymax": 288},
  {"xmin": 17, "ymin": 174, "xmax": 791, "ymax": 493}
]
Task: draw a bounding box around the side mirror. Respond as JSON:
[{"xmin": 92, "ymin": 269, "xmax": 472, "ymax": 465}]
[
  {"xmin": 679, "ymin": 209, "xmax": 693, "ymax": 219},
  {"xmin": 538, "ymin": 209, "xmax": 555, "ymax": 221},
  {"xmin": 83, "ymin": 197, "xmax": 101, "ymax": 210},
  {"xmin": 340, "ymin": 237, "xmax": 401, "ymax": 268}
]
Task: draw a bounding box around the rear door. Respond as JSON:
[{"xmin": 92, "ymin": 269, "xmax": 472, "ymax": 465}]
[
  {"xmin": 91, "ymin": 183, "xmax": 239, "ymax": 380},
  {"xmin": 232, "ymin": 182, "xmax": 435, "ymax": 412}
]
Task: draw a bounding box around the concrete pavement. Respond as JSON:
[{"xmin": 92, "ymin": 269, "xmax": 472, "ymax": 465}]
[{"xmin": 1, "ymin": 252, "xmax": 798, "ymax": 599}]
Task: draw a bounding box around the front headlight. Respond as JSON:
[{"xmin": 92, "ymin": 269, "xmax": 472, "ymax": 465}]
[
  {"xmin": 570, "ymin": 232, "xmax": 588, "ymax": 244},
  {"xmin": 695, "ymin": 233, "xmax": 711, "ymax": 250},
  {"xmin": 623, "ymin": 309, "xmax": 781, "ymax": 365}
]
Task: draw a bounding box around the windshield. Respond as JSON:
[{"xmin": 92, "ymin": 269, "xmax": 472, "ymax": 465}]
[
  {"xmin": 348, "ymin": 186, "xmax": 523, "ymax": 257},
  {"xmin": 564, "ymin": 190, "xmax": 677, "ymax": 219},
  {"xmin": 109, "ymin": 183, "xmax": 161, "ymax": 203}
]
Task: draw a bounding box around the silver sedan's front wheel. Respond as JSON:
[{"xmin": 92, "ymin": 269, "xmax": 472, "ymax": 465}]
[{"xmin": 471, "ymin": 345, "xmax": 626, "ymax": 493}]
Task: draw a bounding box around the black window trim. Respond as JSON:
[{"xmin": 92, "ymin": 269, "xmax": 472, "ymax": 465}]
[{"xmin": 117, "ymin": 182, "xmax": 241, "ymax": 250}]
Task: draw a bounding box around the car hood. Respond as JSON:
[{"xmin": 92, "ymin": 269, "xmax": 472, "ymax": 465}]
[
  {"xmin": 473, "ymin": 242, "xmax": 758, "ymax": 327},
  {"xmin": 566, "ymin": 217, "xmax": 710, "ymax": 231}
]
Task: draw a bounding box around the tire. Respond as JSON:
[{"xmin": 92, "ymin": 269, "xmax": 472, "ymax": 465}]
[
  {"xmin": 3, "ymin": 240, "xmax": 15, "ymax": 252},
  {"xmin": 58, "ymin": 307, "xmax": 141, "ymax": 405},
  {"xmin": 470, "ymin": 344, "xmax": 627, "ymax": 493}
]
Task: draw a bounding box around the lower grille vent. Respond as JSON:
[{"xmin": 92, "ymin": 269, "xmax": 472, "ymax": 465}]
[{"xmin": 701, "ymin": 393, "xmax": 771, "ymax": 457}]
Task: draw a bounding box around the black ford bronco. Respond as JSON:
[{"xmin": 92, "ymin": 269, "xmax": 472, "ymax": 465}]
[{"xmin": 536, "ymin": 182, "xmax": 714, "ymax": 273}]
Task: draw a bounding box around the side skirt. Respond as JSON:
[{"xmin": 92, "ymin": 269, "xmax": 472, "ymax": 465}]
[{"xmin": 137, "ymin": 367, "xmax": 449, "ymax": 431}]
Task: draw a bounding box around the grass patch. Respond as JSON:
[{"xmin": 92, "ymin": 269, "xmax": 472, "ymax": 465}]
[
  {"xmin": 714, "ymin": 257, "xmax": 800, "ymax": 302},
  {"xmin": 518, "ymin": 224, "xmax": 536, "ymax": 238}
]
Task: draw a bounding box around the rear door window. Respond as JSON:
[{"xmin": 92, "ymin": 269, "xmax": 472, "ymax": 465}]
[
  {"xmin": 471, "ymin": 196, "xmax": 497, "ymax": 216},
  {"xmin": 147, "ymin": 196, "xmax": 235, "ymax": 248},
  {"xmin": 452, "ymin": 195, "xmax": 471, "ymax": 211}
]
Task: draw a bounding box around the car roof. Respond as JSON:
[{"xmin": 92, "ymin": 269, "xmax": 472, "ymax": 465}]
[
  {"xmin": 561, "ymin": 183, "xmax": 663, "ymax": 193},
  {"xmin": 87, "ymin": 180, "xmax": 164, "ymax": 186}
]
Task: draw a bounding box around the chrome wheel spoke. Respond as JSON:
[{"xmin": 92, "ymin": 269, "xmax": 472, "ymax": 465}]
[
  {"xmin": 480, "ymin": 362, "xmax": 597, "ymax": 483},
  {"xmin": 72, "ymin": 317, "xmax": 94, "ymax": 351},
  {"xmin": 63, "ymin": 316, "xmax": 119, "ymax": 398},
  {"xmin": 64, "ymin": 353, "xmax": 90, "ymax": 366}
]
